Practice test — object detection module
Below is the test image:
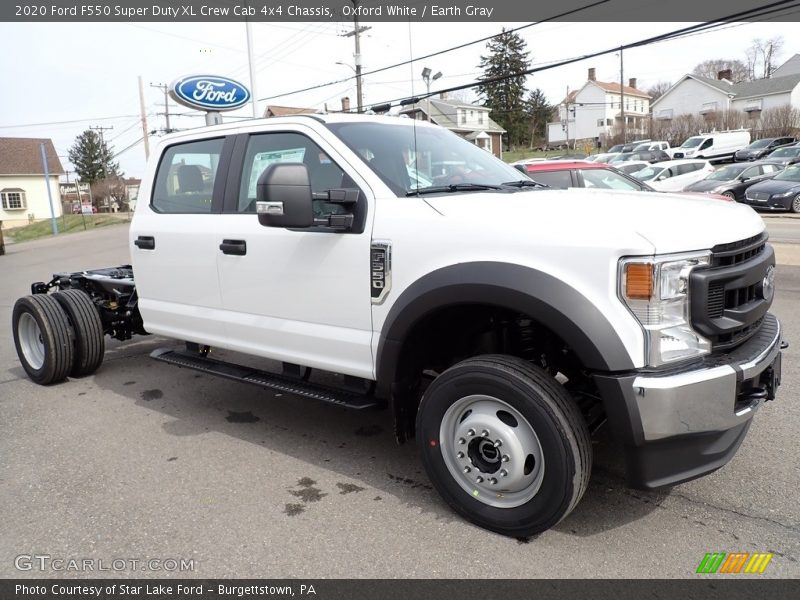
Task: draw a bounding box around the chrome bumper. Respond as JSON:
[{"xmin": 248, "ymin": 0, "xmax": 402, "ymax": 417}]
[{"xmin": 632, "ymin": 316, "xmax": 782, "ymax": 442}]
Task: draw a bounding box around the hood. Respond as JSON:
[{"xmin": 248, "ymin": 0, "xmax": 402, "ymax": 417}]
[
  {"xmin": 425, "ymin": 188, "xmax": 764, "ymax": 255},
  {"xmin": 736, "ymin": 148, "xmax": 763, "ymax": 157},
  {"xmin": 685, "ymin": 179, "xmax": 728, "ymax": 192},
  {"xmin": 747, "ymin": 178, "xmax": 800, "ymax": 195}
]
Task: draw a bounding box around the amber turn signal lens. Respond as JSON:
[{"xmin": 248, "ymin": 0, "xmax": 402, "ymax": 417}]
[{"xmin": 625, "ymin": 263, "xmax": 653, "ymax": 300}]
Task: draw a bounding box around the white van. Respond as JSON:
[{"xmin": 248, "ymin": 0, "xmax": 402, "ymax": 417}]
[{"xmin": 672, "ymin": 130, "xmax": 751, "ymax": 163}]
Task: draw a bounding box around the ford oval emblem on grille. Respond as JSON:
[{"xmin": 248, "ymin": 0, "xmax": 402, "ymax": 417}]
[
  {"xmin": 762, "ymin": 265, "xmax": 775, "ymax": 302},
  {"xmin": 169, "ymin": 75, "xmax": 250, "ymax": 111}
]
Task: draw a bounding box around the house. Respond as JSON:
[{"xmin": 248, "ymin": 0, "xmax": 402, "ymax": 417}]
[
  {"xmin": 0, "ymin": 137, "xmax": 64, "ymax": 228},
  {"xmin": 264, "ymin": 105, "xmax": 319, "ymax": 118},
  {"xmin": 651, "ymin": 60, "xmax": 800, "ymax": 124},
  {"xmin": 547, "ymin": 68, "xmax": 651, "ymax": 147},
  {"xmin": 400, "ymin": 95, "xmax": 506, "ymax": 158},
  {"xmin": 123, "ymin": 177, "xmax": 141, "ymax": 211}
]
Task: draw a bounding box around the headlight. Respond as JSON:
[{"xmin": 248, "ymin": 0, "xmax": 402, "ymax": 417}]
[
  {"xmin": 774, "ymin": 190, "xmax": 794, "ymax": 198},
  {"xmin": 619, "ymin": 251, "xmax": 711, "ymax": 367}
]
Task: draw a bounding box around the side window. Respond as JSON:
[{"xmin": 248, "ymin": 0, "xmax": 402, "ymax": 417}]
[
  {"xmin": 237, "ymin": 132, "xmax": 349, "ymax": 214},
  {"xmin": 761, "ymin": 164, "xmax": 779, "ymax": 174},
  {"xmin": 152, "ymin": 138, "xmax": 224, "ymax": 213},
  {"xmin": 527, "ymin": 170, "xmax": 572, "ymax": 189},
  {"xmin": 700, "ymin": 138, "xmax": 713, "ymax": 150},
  {"xmin": 742, "ymin": 167, "xmax": 760, "ymax": 179}
]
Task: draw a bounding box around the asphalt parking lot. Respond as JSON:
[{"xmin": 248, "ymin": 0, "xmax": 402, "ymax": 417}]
[{"xmin": 1, "ymin": 223, "xmax": 798, "ymax": 579}]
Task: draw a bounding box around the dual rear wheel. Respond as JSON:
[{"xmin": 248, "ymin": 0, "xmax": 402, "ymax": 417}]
[{"xmin": 12, "ymin": 290, "xmax": 104, "ymax": 385}]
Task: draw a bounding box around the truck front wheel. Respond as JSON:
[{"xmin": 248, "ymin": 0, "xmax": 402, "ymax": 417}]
[
  {"xmin": 12, "ymin": 295, "xmax": 75, "ymax": 385},
  {"xmin": 417, "ymin": 355, "xmax": 592, "ymax": 537}
]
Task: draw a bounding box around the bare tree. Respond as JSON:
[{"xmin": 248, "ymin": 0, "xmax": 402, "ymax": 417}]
[
  {"xmin": 758, "ymin": 104, "xmax": 800, "ymax": 136},
  {"xmin": 91, "ymin": 177, "xmax": 128, "ymax": 212},
  {"xmin": 692, "ymin": 59, "xmax": 750, "ymax": 82},
  {"xmin": 746, "ymin": 37, "xmax": 784, "ymax": 79},
  {"xmin": 646, "ymin": 81, "xmax": 673, "ymax": 102}
]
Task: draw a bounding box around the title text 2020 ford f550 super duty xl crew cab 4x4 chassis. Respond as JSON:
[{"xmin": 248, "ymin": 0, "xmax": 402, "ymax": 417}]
[{"xmin": 12, "ymin": 114, "xmax": 784, "ymax": 537}]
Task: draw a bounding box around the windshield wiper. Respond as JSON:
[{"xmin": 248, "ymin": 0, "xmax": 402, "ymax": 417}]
[
  {"xmin": 406, "ymin": 183, "xmax": 505, "ymax": 196},
  {"xmin": 501, "ymin": 180, "xmax": 549, "ymax": 188}
]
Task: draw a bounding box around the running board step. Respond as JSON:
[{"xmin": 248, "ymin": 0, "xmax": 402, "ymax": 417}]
[{"xmin": 150, "ymin": 348, "xmax": 381, "ymax": 410}]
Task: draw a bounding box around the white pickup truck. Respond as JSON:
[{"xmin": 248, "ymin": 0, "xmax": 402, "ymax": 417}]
[{"xmin": 12, "ymin": 114, "xmax": 784, "ymax": 537}]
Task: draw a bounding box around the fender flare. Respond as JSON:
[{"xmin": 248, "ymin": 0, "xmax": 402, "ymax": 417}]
[{"xmin": 375, "ymin": 262, "xmax": 636, "ymax": 397}]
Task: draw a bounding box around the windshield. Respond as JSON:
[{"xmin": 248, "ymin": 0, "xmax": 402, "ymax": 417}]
[
  {"xmin": 327, "ymin": 121, "xmax": 528, "ymax": 195},
  {"xmin": 770, "ymin": 147, "xmax": 800, "ymax": 157},
  {"xmin": 774, "ymin": 165, "xmax": 800, "ymax": 181},
  {"xmin": 608, "ymin": 144, "xmax": 624, "ymax": 153},
  {"xmin": 581, "ymin": 168, "xmax": 644, "ymax": 191},
  {"xmin": 633, "ymin": 143, "xmax": 652, "ymax": 151},
  {"xmin": 748, "ymin": 139, "xmax": 772, "ymax": 149},
  {"xmin": 635, "ymin": 166, "xmax": 663, "ymax": 181},
  {"xmin": 681, "ymin": 137, "xmax": 704, "ymax": 148},
  {"xmin": 706, "ymin": 165, "xmax": 748, "ymax": 181},
  {"xmin": 609, "ymin": 153, "xmax": 632, "ymax": 163}
]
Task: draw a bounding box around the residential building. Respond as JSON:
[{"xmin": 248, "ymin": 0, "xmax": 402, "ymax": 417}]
[
  {"xmin": 264, "ymin": 105, "xmax": 319, "ymax": 118},
  {"xmin": 400, "ymin": 95, "xmax": 506, "ymax": 158},
  {"xmin": 0, "ymin": 137, "xmax": 64, "ymax": 228},
  {"xmin": 651, "ymin": 58, "xmax": 800, "ymax": 124},
  {"xmin": 547, "ymin": 68, "xmax": 651, "ymax": 147}
]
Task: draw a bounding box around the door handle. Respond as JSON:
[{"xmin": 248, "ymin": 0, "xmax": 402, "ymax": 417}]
[
  {"xmin": 219, "ymin": 239, "xmax": 247, "ymax": 256},
  {"xmin": 134, "ymin": 236, "xmax": 155, "ymax": 250}
]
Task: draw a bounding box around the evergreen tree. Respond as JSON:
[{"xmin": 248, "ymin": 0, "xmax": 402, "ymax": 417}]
[
  {"xmin": 524, "ymin": 88, "xmax": 552, "ymax": 147},
  {"xmin": 477, "ymin": 29, "xmax": 531, "ymax": 149},
  {"xmin": 68, "ymin": 130, "xmax": 120, "ymax": 184}
]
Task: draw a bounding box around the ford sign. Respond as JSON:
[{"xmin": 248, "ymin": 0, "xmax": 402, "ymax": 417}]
[{"xmin": 169, "ymin": 75, "xmax": 251, "ymax": 112}]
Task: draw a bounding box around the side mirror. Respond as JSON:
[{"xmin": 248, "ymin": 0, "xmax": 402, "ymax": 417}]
[
  {"xmin": 256, "ymin": 163, "xmax": 314, "ymax": 228},
  {"xmin": 657, "ymin": 175, "xmax": 667, "ymax": 181},
  {"xmin": 739, "ymin": 176, "xmax": 749, "ymax": 182}
]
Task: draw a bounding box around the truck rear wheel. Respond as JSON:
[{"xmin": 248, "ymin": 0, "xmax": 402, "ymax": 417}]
[
  {"xmin": 53, "ymin": 289, "xmax": 105, "ymax": 377},
  {"xmin": 417, "ymin": 355, "xmax": 592, "ymax": 537},
  {"xmin": 12, "ymin": 294, "xmax": 75, "ymax": 385}
]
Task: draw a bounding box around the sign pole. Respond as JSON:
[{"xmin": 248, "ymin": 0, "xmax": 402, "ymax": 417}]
[{"xmin": 39, "ymin": 143, "xmax": 58, "ymax": 235}]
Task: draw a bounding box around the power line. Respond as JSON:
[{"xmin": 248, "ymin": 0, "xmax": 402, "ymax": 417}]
[
  {"xmin": 0, "ymin": 114, "xmax": 140, "ymax": 129},
  {"xmin": 257, "ymin": 0, "xmax": 611, "ymax": 102},
  {"xmin": 362, "ymin": 0, "xmax": 800, "ymax": 112}
]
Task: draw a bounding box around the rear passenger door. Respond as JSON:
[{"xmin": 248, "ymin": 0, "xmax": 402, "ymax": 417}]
[{"xmin": 131, "ymin": 136, "xmax": 234, "ymax": 345}]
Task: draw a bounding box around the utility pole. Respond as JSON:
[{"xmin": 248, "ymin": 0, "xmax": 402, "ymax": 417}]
[
  {"xmin": 138, "ymin": 76, "xmax": 150, "ymax": 160},
  {"xmin": 150, "ymin": 83, "xmax": 173, "ymax": 133},
  {"xmin": 39, "ymin": 143, "xmax": 58, "ymax": 235},
  {"xmin": 341, "ymin": 0, "xmax": 370, "ymax": 113},
  {"xmin": 619, "ymin": 46, "xmax": 625, "ymax": 144},
  {"xmin": 245, "ymin": 15, "xmax": 259, "ymax": 118},
  {"xmin": 90, "ymin": 125, "xmax": 114, "ymax": 147}
]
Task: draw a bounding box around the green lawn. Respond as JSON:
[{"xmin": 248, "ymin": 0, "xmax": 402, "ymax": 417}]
[
  {"xmin": 503, "ymin": 150, "xmax": 582, "ymax": 163},
  {"xmin": 5, "ymin": 214, "xmax": 130, "ymax": 244}
]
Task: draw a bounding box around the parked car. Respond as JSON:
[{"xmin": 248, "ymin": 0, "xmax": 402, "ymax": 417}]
[
  {"xmin": 632, "ymin": 141, "xmax": 671, "ymax": 154},
  {"xmin": 743, "ymin": 163, "xmax": 800, "ymax": 212},
  {"xmin": 521, "ymin": 161, "xmax": 654, "ymax": 191},
  {"xmin": 683, "ymin": 161, "xmax": 783, "ymax": 200},
  {"xmin": 672, "ymin": 130, "xmax": 751, "ymax": 162},
  {"xmin": 633, "ymin": 159, "xmax": 716, "ymax": 191},
  {"xmin": 762, "ymin": 145, "xmax": 800, "ymax": 167},
  {"xmin": 733, "ymin": 136, "xmax": 795, "ymax": 161},
  {"xmin": 607, "ymin": 143, "xmax": 626, "ymax": 153},
  {"xmin": 71, "ymin": 204, "xmax": 97, "ymax": 214},
  {"xmin": 614, "ymin": 161, "xmax": 651, "ymax": 176},
  {"xmin": 585, "ymin": 152, "xmax": 614, "ymax": 163}
]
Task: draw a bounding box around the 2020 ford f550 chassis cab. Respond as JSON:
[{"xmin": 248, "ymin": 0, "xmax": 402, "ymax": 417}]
[{"xmin": 12, "ymin": 114, "xmax": 784, "ymax": 537}]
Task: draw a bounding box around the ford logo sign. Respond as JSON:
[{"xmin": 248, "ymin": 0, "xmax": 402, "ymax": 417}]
[{"xmin": 169, "ymin": 75, "xmax": 250, "ymax": 112}]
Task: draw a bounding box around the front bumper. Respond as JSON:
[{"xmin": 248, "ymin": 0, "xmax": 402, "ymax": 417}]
[{"xmin": 594, "ymin": 313, "xmax": 782, "ymax": 489}]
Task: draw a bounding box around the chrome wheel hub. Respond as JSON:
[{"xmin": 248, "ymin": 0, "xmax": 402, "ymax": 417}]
[
  {"xmin": 439, "ymin": 395, "xmax": 545, "ymax": 508},
  {"xmin": 18, "ymin": 312, "xmax": 45, "ymax": 370}
]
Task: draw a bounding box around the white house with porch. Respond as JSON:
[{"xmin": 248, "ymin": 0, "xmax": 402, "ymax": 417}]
[{"xmin": 547, "ymin": 68, "xmax": 651, "ymax": 147}]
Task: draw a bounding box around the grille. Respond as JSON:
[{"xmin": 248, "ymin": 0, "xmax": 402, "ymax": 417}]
[
  {"xmin": 710, "ymin": 232, "xmax": 767, "ymax": 267},
  {"xmin": 691, "ymin": 233, "xmax": 772, "ymax": 351},
  {"xmin": 746, "ymin": 190, "xmax": 770, "ymax": 201}
]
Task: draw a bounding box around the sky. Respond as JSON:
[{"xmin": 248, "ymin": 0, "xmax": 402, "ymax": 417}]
[{"xmin": 0, "ymin": 17, "xmax": 797, "ymax": 178}]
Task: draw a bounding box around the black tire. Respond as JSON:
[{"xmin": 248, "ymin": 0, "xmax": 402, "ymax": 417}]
[
  {"xmin": 417, "ymin": 354, "xmax": 592, "ymax": 537},
  {"xmin": 791, "ymin": 194, "xmax": 800, "ymax": 214},
  {"xmin": 53, "ymin": 289, "xmax": 105, "ymax": 377},
  {"xmin": 12, "ymin": 294, "xmax": 74, "ymax": 385}
]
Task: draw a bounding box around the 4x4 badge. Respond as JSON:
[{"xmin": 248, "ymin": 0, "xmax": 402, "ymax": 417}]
[{"xmin": 371, "ymin": 241, "xmax": 392, "ymax": 305}]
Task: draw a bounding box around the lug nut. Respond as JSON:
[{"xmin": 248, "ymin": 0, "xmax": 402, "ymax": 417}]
[
  {"xmin": 475, "ymin": 476, "xmax": 484, "ymax": 483},
  {"xmin": 456, "ymin": 451, "xmax": 465, "ymax": 459},
  {"xmin": 493, "ymin": 439, "xmax": 503, "ymax": 448},
  {"xmin": 481, "ymin": 429, "xmax": 489, "ymax": 437},
  {"xmin": 463, "ymin": 466, "xmax": 471, "ymax": 473},
  {"xmin": 458, "ymin": 438, "xmax": 466, "ymax": 445},
  {"xmin": 500, "ymin": 469, "xmax": 508, "ymax": 477},
  {"xmin": 501, "ymin": 454, "xmax": 510, "ymax": 462},
  {"xmin": 466, "ymin": 428, "xmax": 475, "ymax": 437},
  {"xmin": 488, "ymin": 478, "xmax": 497, "ymax": 485}
]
